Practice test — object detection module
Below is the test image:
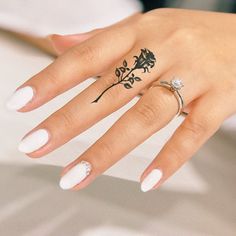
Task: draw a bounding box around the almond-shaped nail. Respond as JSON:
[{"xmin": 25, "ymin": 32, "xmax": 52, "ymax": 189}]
[
  {"xmin": 6, "ymin": 86, "xmax": 34, "ymax": 111},
  {"xmin": 59, "ymin": 161, "xmax": 92, "ymax": 190},
  {"xmin": 18, "ymin": 129, "xmax": 49, "ymax": 153},
  {"xmin": 141, "ymin": 169, "xmax": 163, "ymax": 192}
]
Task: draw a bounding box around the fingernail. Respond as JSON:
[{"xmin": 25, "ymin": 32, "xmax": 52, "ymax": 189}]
[
  {"xmin": 141, "ymin": 169, "xmax": 163, "ymax": 192},
  {"xmin": 18, "ymin": 129, "xmax": 49, "ymax": 153},
  {"xmin": 6, "ymin": 86, "xmax": 34, "ymax": 111},
  {"xmin": 47, "ymin": 34, "xmax": 63, "ymax": 54},
  {"xmin": 48, "ymin": 33, "xmax": 87, "ymax": 55},
  {"xmin": 59, "ymin": 161, "xmax": 92, "ymax": 190}
]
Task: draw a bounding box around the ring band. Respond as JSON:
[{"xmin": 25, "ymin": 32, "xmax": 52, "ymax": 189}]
[{"xmin": 150, "ymin": 78, "xmax": 186, "ymax": 117}]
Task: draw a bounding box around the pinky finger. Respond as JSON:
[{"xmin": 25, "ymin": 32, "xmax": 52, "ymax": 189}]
[{"xmin": 140, "ymin": 93, "xmax": 230, "ymax": 192}]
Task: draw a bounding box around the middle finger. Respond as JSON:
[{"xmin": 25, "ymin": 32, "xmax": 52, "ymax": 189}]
[{"xmin": 18, "ymin": 48, "xmax": 163, "ymax": 157}]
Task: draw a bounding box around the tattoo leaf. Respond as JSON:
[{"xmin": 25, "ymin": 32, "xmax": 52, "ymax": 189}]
[
  {"xmin": 119, "ymin": 67, "xmax": 126, "ymax": 73},
  {"xmin": 134, "ymin": 77, "xmax": 142, "ymax": 82},
  {"xmin": 128, "ymin": 77, "xmax": 134, "ymax": 84},
  {"xmin": 92, "ymin": 48, "xmax": 156, "ymax": 103},
  {"xmin": 124, "ymin": 83, "xmax": 132, "ymax": 89},
  {"xmin": 115, "ymin": 68, "xmax": 121, "ymax": 78}
]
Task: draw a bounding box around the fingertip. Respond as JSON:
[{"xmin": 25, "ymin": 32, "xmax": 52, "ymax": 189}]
[
  {"xmin": 5, "ymin": 86, "xmax": 34, "ymax": 112},
  {"xmin": 140, "ymin": 168, "xmax": 163, "ymax": 193},
  {"xmin": 59, "ymin": 177, "xmax": 71, "ymax": 190},
  {"xmin": 58, "ymin": 161, "xmax": 92, "ymax": 190},
  {"xmin": 18, "ymin": 129, "xmax": 50, "ymax": 154}
]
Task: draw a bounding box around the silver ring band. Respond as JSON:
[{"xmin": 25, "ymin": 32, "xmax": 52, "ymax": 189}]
[{"xmin": 150, "ymin": 78, "xmax": 185, "ymax": 117}]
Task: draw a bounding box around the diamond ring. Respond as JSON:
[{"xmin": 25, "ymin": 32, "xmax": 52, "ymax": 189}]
[{"xmin": 150, "ymin": 78, "xmax": 186, "ymax": 117}]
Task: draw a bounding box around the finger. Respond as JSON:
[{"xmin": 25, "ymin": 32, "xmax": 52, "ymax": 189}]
[
  {"xmin": 18, "ymin": 47, "xmax": 162, "ymax": 157},
  {"xmin": 140, "ymin": 91, "xmax": 232, "ymax": 192},
  {"xmin": 6, "ymin": 14, "xmax": 142, "ymax": 112},
  {"xmin": 48, "ymin": 29, "xmax": 105, "ymax": 56},
  {"xmin": 58, "ymin": 72, "xmax": 203, "ymax": 190},
  {"xmin": 47, "ymin": 13, "xmax": 142, "ymax": 56},
  {"xmin": 6, "ymin": 25, "xmax": 136, "ymax": 112}
]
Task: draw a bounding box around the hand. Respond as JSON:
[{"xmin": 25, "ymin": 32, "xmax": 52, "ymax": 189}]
[{"xmin": 6, "ymin": 9, "xmax": 236, "ymax": 192}]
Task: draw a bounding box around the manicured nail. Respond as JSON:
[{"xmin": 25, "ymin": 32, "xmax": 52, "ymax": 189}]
[
  {"xmin": 6, "ymin": 86, "xmax": 34, "ymax": 111},
  {"xmin": 59, "ymin": 161, "xmax": 92, "ymax": 190},
  {"xmin": 141, "ymin": 169, "xmax": 163, "ymax": 192},
  {"xmin": 18, "ymin": 129, "xmax": 49, "ymax": 153}
]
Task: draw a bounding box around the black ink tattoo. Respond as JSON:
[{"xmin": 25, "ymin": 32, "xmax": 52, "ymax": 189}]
[{"xmin": 91, "ymin": 48, "xmax": 156, "ymax": 103}]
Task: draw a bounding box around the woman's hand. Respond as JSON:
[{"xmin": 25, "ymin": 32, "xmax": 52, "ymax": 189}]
[{"xmin": 6, "ymin": 9, "xmax": 236, "ymax": 191}]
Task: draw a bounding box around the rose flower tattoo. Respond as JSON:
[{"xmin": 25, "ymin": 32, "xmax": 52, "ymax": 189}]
[{"xmin": 92, "ymin": 48, "xmax": 157, "ymax": 103}]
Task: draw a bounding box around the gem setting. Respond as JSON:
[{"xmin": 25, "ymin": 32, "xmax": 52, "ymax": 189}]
[
  {"xmin": 170, "ymin": 79, "xmax": 184, "ymax": 91},
  {"xmin": 81, "ymin": 160, "xmax": 92, "ymax": 176}
]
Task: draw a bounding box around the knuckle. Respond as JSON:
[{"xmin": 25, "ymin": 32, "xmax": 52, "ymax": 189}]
[
  {"xmin": 140, "ymin": 12, "xmax": 157, "ymax": 26},
  {"xmin": 167, "ymin": 144, "xmax": 185, "ymax": 168},
  {"xmin": 182, "ymin": 117, "xmax": 212, "ymax": 141},
  {"xmin": 141, "ymin": 8, "xmax": 174, "ymax": 27},
  {"xmin": 102, "ymin": 73, "xmax": 118, "ymax": 87},
  {"xmin": 43, "ymin": 70, "xmax": 61, "ymax": 89},
  {"xmin": 54, "ymin": 110, "xmax": 76, "ymax": 130},
  {"xmin": 99, "ymin": 73, "xmax": 129, "ymax": 102},
  {"xmin": 184, "ymin": 120, "xmax": 206, "ymax": 138},
  {"xmin": 134, "ymin": 102, "xmax": 160, "ymax": 127},
  {"xmin": 71, "ymin": 44, "xmax": 98, "ymax": 63},
  {"xmin": 170, "ymin": 27, "xmax": 202, "ymax": 48},
  {"xmin": 106, "ymin": 86, "xmax": 122, "ymax": 102},
  {"xmin": 173, "ymin": 115, "xmax": 220, "ymax": 155},
  {"xmin": 97, "ymin": 142, "xmax": 113, "ymax": 157},
  {"xmin": 92, "ymin": 142, "xmax": 113, "ymax": 170},
  {"xmin": 146, "ymin": 8, "xmax": 175, "ymax": 18}
]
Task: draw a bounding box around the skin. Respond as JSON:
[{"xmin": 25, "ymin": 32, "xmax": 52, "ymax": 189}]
[{"xmin": 15, "ymin": 8, "xmax": 236, "ymax": 191}]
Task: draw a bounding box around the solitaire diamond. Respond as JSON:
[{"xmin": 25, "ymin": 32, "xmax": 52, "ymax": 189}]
[{"xmin": 170, "ymin": 79, "xmax": 184, "ymax": 90}]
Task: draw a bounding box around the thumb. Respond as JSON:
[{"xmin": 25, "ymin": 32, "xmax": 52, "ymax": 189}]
[{"xmin": 48, "ymin": 29, "xmax": 104, "ymax": 56}]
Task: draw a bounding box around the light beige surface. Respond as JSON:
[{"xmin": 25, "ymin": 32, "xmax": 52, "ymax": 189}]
[{"xmin": 1, "ymin": 27, "xmax": 236, "ymax": 236}]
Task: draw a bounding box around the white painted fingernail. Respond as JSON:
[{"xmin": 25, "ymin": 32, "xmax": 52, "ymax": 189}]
[
  {"xmin": 6, "ymin": 86, "xmax": 34, "ymax": 111},
  {"xmin": 141, "ymin": 169, "xmax": 163, "ymax": 192},
  {"xmin": 59, "ymin": 161, "xmax": 92, "ymax": 190},
  {"xmin": 18, "ymin": 129, "xmax": 49, "ymax": 153}
]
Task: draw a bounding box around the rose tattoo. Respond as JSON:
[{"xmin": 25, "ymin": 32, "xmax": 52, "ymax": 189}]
[{"xmin": 92, "ymin": 48, "xmax": 156, "ymax": 103}]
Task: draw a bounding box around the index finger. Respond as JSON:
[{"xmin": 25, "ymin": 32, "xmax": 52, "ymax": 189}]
[{"xmin": 6, "ymin": 26, "xmax": 136, "ymax": 112}]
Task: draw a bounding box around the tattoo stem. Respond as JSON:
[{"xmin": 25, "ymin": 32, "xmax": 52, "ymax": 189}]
[
  {"xmin": 91, "ymin": 82, "xmax": 118, "ymax": 103},
  {"xmin": 91, "ymin": 68, "xmax": 134, "ymax": 103}
]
